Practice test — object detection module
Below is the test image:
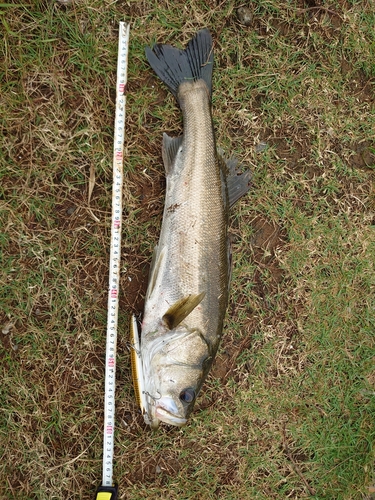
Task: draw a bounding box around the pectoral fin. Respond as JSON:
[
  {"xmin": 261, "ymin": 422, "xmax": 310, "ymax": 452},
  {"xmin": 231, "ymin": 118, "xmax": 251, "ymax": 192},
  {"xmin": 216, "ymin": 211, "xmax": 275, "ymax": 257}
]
[{"xmin": 162, "ymin": 292, "xmax": 206, "ymax": 330}]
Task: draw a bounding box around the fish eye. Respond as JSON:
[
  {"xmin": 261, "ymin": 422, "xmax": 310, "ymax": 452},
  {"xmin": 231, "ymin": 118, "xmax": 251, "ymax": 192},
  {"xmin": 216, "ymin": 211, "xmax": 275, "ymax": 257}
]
[{"xmin": 179, "ymin": 388, "xmax": 195, "ymax": 403}]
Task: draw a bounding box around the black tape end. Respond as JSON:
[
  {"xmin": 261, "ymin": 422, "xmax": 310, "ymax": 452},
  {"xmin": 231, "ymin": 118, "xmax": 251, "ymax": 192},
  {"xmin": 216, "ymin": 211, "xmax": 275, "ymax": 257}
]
[{"xmin": 95, "ymin": 483, "xmax": 118, "ymax": 500}]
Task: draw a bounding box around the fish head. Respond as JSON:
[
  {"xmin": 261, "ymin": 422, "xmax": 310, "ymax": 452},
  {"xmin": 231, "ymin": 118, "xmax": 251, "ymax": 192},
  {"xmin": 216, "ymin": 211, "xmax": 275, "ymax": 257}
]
[{"xmin": 143, "ymin": 326, "xmax": 212, "ymax": 428}]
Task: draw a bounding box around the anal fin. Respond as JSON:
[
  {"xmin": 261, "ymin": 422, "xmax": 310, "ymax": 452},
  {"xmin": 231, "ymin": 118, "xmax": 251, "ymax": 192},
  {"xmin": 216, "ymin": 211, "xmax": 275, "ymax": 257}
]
[{"xmin": 219, "ymin": 154, "xmax": 251, "ymax": 207}]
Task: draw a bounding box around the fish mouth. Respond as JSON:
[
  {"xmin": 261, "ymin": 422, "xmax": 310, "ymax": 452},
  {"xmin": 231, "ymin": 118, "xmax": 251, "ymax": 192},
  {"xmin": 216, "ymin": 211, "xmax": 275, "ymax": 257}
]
[
  {"xmin": 155, "ymin": 407, "xmax": 187, "ymax": 427},
  {"xmin": 154, "ymin": 397, "xmax": 187, "ymax": 427}
]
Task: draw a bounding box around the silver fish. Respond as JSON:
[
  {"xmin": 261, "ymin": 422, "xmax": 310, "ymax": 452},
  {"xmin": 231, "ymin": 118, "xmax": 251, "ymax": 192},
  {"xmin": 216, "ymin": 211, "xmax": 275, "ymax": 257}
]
[{"xmin": 130, "ymin": 29, "xmax": 250, "ymax": 428}]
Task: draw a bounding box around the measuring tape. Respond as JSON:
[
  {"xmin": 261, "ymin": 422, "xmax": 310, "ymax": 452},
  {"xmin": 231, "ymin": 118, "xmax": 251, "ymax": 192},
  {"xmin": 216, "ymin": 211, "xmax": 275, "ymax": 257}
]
[{"xmin": 95, "ymin": 21, "xmax": 130, "ymax": 500}]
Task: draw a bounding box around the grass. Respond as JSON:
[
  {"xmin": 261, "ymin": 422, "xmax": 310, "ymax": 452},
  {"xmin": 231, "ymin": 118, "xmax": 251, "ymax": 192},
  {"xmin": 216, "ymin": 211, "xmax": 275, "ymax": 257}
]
[{"xmin": 1, "ymin": 0, "xmax": 374, "ymax": 498}]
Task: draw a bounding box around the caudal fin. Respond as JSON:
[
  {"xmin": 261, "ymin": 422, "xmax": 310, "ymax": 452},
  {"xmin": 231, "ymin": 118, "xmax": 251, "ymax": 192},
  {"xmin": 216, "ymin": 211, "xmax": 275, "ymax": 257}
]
[{"xmin": 145, "ymin": 29, "xmax": 213, "ymax": 99}]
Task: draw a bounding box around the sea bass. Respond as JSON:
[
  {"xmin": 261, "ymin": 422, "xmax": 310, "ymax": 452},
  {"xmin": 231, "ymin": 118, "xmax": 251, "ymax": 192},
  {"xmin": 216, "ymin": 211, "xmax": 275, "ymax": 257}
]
[{"xmin": 130, "ymin": 29, "xmax": 250, "ymax": 428}]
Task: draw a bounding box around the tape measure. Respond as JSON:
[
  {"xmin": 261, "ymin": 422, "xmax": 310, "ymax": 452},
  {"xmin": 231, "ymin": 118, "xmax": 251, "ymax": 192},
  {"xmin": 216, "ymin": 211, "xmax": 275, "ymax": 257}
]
[{"xmin": 95, "ymin": 21, "xmax": 130, "ymax": 500}]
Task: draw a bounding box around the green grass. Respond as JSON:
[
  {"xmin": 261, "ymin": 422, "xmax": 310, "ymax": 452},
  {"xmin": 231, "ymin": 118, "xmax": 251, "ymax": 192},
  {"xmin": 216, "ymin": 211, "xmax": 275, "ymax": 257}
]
[{"xmin": 1, "ymin": 0, "xmax": 374, "ymax": 498}]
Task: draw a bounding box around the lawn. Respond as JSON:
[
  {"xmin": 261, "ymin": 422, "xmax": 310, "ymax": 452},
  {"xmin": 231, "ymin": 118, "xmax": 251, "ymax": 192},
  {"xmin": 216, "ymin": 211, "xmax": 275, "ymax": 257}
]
[{"xmin": 1, "ymin": 0, "xmax": 374, "ymax": 498}]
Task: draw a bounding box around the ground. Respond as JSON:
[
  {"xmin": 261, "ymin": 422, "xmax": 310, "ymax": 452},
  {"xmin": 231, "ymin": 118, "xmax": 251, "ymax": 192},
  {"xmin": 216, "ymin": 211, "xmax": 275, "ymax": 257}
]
[{"xmin": 0, "ymin": 0, "xmax": 374, "ymax": 499}]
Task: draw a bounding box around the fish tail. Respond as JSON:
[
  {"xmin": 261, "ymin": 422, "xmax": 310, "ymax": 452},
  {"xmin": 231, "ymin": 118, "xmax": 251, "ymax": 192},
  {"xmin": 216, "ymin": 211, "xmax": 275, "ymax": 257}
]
[{"xmin": 145, "ymin": 29, "xmax": 213, "ymax": 100}]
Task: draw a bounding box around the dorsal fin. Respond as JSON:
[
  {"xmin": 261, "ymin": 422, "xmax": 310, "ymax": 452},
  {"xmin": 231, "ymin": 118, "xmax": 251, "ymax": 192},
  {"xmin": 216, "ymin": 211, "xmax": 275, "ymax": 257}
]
[
  {"xmin": 146, "ymin": 245, "xmax": 166, "ymax": 301},
  {"xmin": 162, "ymin": 133, "xmax": 183, "ymax": 174}
]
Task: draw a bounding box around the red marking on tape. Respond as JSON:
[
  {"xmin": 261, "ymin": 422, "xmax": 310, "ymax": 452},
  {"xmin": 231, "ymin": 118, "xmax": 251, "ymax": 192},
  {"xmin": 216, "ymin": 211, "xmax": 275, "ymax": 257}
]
[
  {"xmin": 108, "ymin": 358, "xmax": 115, "ymax": 368},
  {"xmin": 115, "ymin": 151, "xmax": 123, "ymax": 160},
  {"xmin": 106, "ymin": 425, "xmax": 113, "ymax": 435},
  {"xmin": 111, "ymin": 289, "xmax": 118, "ymax": 298},
  {"xmin": 114, "ymin": 220, "xmax": 120, "ymax": 229},
  {"xmin": 119, "ymin": 83, "xmax": 125, "ymax": 93}
]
